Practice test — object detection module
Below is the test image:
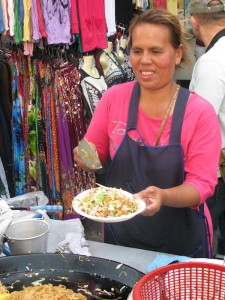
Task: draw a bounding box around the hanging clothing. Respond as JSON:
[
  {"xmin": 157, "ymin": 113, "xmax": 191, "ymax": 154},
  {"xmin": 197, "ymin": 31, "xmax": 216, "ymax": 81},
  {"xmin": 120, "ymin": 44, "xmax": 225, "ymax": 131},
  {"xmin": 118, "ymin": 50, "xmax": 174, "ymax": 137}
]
[
  {"xmin": 35, "ymin": 0, "xmax": 47, "ymax": 38},
  {"xmin": 23, "ymin": 0, "xmax": 31, "ymax": 41},
  {"xmin": 0, "ymin": 59, "xmax": 14, "ymax": 197},
  {"xmin": 54, "ymin": 62, "xmax": 96, "ymax": 219},
  {"xmin": 12, "ymin": 55, "xmax": 26, "ymax": 195},
  {"xmin": 70, "ymin": 0, "xmax": 78, "ymax": 34},
  {"xmin": 104, "ymin": 83, "xmax": 211, "ymax": 258},
  {"xmin": 0, "ymin": 0, "xmax": 5, "ymax": 33},
  {"xmin": 105, "ymin": 0, "xmax": 116, "ymax": 37},
  {"xmin": 7, "ymin": 0, "xmax": 14, "ymax": 36},
  {"xmin": 35, "ymin": 60, "xmax": 52, "ymax": 200},
  {"xmin": 79, "ymin": 68, "xmax": 107, "ymax": 126},
  {"xmin": 41, "ymin": 0, "xmax": 71, "ymax": 44},
  {"xmin": 119, "ymin": 44, "xmax": 136, "ymax": 82},
  {"xmin": 77, "ymin": 0, "xmax": 107, "ymax": 52},
  {"xmin": 0, "ymin": 156, "xmax": 10, "ymax": 198},
  {"xmin": 1, "ymin": 0, "xmax": 9, "ymax": 32},
  {"xmin": 30, "ymin": 0, "xmax": 41, "ymax": 41},
  {"xmin": 0, "ymin": 105, "xmax": 14, "ymax": 197},
  {"xmin": 14, "ymin": 0, "xmax": 23, "ymax": 43},
  {"xmin": 100, "ymin": 50, "xmax": 125, "ymax": 88},
  {"xmin": 0, "ymin": 60, "xmax": 12, "ymax": 131}
]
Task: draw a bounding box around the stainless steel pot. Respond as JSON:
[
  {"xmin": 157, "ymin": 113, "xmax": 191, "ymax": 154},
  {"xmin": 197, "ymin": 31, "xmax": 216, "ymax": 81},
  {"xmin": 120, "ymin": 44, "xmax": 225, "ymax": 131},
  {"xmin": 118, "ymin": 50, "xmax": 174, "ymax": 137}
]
[{"xmin": 5, "ymin": 219, "xmax": 49, "ymax": 255}]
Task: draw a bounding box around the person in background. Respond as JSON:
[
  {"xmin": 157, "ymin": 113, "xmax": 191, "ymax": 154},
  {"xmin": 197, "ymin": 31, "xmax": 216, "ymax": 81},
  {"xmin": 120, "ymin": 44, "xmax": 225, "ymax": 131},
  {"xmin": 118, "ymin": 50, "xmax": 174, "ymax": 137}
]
[
  {"xmin": 74, "ymin": 9, "xmax": 221, "ymax": 258},
  {"xmin": 189, "ymin": 0, "xmax": 225, "ymax": 257}
]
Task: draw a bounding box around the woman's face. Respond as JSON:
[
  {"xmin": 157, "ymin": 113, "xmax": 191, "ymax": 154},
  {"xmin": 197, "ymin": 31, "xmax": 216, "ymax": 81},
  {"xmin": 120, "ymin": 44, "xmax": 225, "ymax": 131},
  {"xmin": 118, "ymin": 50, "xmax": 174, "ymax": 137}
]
[{"xmin": 130, "ymin": 22, "xmax": 182, "ymax": 91}]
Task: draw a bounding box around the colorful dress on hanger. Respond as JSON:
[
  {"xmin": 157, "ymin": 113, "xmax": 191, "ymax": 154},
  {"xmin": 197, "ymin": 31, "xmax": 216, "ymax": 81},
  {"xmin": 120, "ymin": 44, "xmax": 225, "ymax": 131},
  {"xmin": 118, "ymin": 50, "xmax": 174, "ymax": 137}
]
[{"xmin": 54, "ymin": 62, "xmax": 96, "ymax": 219}]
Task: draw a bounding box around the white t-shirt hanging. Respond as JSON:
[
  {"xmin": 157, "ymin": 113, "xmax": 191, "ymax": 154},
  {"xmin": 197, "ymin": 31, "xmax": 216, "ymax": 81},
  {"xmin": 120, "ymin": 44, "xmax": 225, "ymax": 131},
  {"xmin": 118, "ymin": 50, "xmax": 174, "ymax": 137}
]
[{"xmin": 105, "ymin": 0, "xmax": 116, "ymax": 37}]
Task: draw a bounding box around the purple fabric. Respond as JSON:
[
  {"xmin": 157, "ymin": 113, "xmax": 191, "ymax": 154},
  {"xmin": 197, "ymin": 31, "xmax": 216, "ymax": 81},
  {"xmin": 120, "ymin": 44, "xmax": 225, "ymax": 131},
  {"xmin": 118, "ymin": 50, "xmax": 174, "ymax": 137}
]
[
  {"xmin": 41, "ymin": 0, "xmax": 72, "ymax": 44},
  {"xmin": 31, "ymin": 0, "xmax": 41, "ymax": 41}
]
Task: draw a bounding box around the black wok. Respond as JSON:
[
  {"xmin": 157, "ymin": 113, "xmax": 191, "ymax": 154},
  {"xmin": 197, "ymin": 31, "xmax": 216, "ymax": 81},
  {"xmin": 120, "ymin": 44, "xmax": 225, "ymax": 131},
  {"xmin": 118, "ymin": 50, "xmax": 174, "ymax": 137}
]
[{"xmin": 0, "ymin": 253, "xmax": 144, "ymax": 299}]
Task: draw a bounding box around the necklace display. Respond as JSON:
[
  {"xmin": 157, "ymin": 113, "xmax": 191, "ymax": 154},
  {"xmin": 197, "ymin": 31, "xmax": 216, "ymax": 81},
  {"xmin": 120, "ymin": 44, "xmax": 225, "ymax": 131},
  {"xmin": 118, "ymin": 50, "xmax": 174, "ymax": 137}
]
[{"xmin": 153, "ymin": 84, "xmax": 180, "ymax": 146}]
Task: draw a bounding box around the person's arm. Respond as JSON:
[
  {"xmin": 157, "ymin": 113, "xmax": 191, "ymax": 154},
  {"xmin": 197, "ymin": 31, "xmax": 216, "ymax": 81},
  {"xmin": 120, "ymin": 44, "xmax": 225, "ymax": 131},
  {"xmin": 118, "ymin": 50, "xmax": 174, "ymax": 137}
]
[
  {"xmin": 134, "ymin": 95, "xmax": 221, "ymax": 216},
  {"xmin": 134, "ymin": 183, "xmax": 200, "ymax": 216}
]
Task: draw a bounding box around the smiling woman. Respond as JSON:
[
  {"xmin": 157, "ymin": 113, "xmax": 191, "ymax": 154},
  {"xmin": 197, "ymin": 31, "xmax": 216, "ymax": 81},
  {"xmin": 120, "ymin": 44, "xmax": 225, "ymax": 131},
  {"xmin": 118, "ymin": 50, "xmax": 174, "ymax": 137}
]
[
  {"xmin": 73, "ymin": 9, "xmax": 221, "ymax": 258},
  {"xmin": 129, "ymin": 22, "xmax": 182, "ymax": 97}
]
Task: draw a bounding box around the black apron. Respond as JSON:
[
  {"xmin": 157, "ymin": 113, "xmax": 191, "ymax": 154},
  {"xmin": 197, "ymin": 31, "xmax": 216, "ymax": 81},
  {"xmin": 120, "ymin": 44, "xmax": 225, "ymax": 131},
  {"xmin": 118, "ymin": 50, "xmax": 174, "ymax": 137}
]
[{"xmin": 104, "ymin": 82, "xmax": 211, "ymax": 258}]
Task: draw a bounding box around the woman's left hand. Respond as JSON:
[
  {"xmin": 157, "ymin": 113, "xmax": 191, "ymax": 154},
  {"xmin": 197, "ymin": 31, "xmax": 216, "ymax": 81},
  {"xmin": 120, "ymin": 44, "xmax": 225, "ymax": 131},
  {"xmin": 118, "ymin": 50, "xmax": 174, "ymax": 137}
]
[{"xmin": 133, "ymin": 186, "xmax": 166, "ymax": 216}]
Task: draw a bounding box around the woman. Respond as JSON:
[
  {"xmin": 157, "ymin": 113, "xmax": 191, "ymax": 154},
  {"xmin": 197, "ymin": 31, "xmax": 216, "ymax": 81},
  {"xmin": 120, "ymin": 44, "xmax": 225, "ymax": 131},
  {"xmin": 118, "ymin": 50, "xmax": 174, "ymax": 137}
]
[{"xmin": 73, "ymin": 9, "xmax": 221, "ymax": 257}]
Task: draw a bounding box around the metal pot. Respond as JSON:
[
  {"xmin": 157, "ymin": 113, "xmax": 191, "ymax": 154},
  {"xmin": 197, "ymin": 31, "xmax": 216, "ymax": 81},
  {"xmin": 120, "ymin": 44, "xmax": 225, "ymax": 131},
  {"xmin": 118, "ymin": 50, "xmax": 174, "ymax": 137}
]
[
  {"xmin": 5, "ymin": 219, "xmax": 49, "ymax": 255},
  {"xmin": 0, "ymin": 253, "xmax": 144, "ymax": 299}
]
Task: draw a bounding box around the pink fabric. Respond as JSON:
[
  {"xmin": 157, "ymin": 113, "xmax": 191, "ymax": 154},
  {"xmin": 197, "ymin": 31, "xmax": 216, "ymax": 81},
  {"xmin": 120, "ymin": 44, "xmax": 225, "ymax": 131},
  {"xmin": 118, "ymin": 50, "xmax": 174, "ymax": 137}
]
[
  {"xmin": 77, "ymin": 0, "xmax": 107, "ymax": 52},
  {"xmin": 153, "ymin": 0, "xmax": 167, "ymax": 8},
  {"xmin": 70, "ymin": 0, "xmax": 79, "ymax": 34},
  {"xmin": 23, "ymin": 41, "xmax": 34, "ymax": 56},
  {"xmin": 36, "ymin": 0, "xmax": 47, "ymax": 38},
  {"xmin": 85, "ymin": 81, "xmax": 221, "ymax": 204}
]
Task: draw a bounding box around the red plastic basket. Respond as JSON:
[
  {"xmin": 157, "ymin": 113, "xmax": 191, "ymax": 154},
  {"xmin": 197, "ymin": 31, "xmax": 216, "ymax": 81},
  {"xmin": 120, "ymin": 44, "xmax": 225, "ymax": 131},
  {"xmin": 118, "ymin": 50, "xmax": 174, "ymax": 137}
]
[{"xmin": 132, "ymin": 261, "xmax": 225, "ymax": 299}]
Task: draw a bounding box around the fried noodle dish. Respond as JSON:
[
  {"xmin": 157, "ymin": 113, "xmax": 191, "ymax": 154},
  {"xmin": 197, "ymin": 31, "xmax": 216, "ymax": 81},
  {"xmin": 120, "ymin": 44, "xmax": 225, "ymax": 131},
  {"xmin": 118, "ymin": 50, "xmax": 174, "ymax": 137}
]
[
  {"xmin": 0, "ymin": 284, "xmax": 86, "ymax": 299},
  {"xmin": 77, "ymin": 187, "xmax": 139, "ymax": 218}
]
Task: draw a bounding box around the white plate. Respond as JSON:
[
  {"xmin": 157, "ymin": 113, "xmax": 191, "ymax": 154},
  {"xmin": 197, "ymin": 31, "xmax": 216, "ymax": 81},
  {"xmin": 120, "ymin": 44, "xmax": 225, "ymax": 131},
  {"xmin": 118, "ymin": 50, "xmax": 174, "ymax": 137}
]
[{"xmin": 72, "ymin": 188, "xmax": 146, "ymax": 223}]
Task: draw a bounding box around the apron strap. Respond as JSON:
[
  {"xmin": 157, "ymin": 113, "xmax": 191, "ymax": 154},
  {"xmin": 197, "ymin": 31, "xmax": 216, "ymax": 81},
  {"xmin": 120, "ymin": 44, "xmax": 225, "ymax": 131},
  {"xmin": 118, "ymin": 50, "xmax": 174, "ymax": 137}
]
[
  {"xmin": 169, "ymin": 86, "xmax": 190, "ymax": 144},
  {"xmin": 127, "ymin": 81, "xmax": 140, "ymax": 129},
  {"xmin": 126, "ymin": 82, "xmax": 190, "ymax": 144}
]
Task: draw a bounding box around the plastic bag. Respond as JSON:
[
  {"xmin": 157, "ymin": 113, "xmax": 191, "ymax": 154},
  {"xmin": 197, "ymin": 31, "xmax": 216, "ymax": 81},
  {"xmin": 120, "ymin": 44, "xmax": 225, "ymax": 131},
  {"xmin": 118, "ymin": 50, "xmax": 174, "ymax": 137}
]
[
  {"xmin": 6, "ymin": 191, "xmax": 49, "ymax": 208},
  {"xmin": 0, "ymin": 200, "xmax": 13, "ymax": 254},
  {"xmin": 5, "ymin": 191, "xmax": 49, "ymax": 221}
]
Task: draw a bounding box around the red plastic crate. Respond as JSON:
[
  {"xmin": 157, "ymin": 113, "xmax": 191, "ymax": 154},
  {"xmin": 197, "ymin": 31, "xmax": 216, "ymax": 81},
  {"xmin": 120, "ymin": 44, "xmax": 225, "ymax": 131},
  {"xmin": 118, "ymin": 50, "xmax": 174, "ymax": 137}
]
[{"xmin": 132, "ymin": 261, "xmax": 225, "ymax": 299}]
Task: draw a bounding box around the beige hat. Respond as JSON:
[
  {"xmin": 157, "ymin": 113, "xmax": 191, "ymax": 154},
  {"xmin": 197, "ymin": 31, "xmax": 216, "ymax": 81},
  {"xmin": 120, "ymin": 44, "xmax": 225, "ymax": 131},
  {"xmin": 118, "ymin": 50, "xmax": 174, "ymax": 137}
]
[{"xmin": 189, "ymin": 0, "xmax": 225, "ymax": 13}]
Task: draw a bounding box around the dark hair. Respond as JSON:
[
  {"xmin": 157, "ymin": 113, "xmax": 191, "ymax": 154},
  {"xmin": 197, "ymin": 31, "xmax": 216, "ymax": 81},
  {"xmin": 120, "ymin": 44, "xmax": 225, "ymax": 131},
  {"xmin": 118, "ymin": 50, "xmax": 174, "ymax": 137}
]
[{"xmin": 128, "ymin": 9, "xmax": 190, "ymax": 67}]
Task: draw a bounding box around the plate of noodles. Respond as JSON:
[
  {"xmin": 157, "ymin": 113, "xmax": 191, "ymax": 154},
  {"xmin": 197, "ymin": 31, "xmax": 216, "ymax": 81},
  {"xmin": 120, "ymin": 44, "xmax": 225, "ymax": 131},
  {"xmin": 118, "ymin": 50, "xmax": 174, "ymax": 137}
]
[{"xmin": 73, "ymin": 186, "xmax": 146, "ymax": 223}]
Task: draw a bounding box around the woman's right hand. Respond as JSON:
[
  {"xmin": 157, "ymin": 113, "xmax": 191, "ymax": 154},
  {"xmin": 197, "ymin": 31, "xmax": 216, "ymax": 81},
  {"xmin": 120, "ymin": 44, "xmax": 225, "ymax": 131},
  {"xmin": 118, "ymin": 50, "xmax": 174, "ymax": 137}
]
[{"xmin": 73, "ymin": 146, "xmax": 94, "ymax": 172}]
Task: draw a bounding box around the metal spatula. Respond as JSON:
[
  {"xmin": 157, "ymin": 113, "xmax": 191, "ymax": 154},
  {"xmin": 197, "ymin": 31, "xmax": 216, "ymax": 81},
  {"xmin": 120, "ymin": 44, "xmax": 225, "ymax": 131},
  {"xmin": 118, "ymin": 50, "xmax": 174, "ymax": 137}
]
[{"xmin": 78, "ymin": 138, "xmax": 102, "ymax": 169}]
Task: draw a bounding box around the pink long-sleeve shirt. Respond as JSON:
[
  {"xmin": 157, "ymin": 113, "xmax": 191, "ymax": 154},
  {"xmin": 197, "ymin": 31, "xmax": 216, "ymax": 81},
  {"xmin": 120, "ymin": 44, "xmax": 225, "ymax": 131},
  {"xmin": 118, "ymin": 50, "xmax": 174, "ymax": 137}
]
[{"xmin": 86, "ymin": 81, "xmax": 221, "ymax": 205}]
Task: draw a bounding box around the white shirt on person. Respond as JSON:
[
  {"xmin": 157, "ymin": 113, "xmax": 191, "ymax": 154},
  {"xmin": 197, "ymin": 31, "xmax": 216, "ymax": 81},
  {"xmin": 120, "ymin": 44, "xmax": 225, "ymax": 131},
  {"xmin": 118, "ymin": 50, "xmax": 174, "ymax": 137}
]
[{"xmin": 190, "ymin": 36, "xmax": 225, "ymax": 153}]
